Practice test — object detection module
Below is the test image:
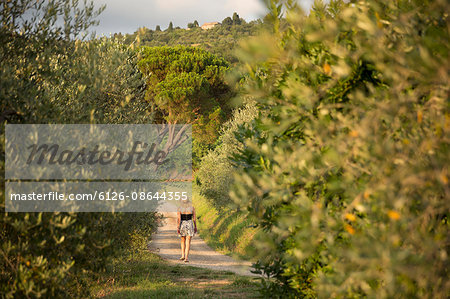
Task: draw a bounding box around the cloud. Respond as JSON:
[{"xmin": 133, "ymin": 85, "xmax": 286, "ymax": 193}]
[
  {"xmin": 154, "ymin": 0, "xmax": 202, "ymax": 11},
  {"xmin": 224, "ymin": 0, "xmax": 266, "ymax": 17}
]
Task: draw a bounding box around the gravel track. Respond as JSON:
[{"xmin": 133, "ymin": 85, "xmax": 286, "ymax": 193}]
[{"xmin": 148, "ymin": 212, "xmax": 260, "ymax": 277}]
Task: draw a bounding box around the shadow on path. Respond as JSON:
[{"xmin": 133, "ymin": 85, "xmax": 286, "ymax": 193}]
[{"xmin": 148, "ymin": 212, "xmax": 259, "ymax": 277}]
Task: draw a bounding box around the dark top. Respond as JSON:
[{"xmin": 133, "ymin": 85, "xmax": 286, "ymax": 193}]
[{"xmin": 181, "ymin": 213, "xmax": 193, "ymax": 221}]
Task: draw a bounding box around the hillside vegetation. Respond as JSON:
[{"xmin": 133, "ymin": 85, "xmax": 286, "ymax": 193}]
[
  {"xmin": 119, "ymin": 13, "xmax": 262, "ymax": 64},
  {"xmin": 1, "ymin": 0, "xmax": 448, "ymax": 298}
]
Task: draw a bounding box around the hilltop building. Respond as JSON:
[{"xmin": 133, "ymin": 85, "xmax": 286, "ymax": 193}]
[{"xmin": 201, "ymin": 22, "xmax": 220, "ymax": 30}]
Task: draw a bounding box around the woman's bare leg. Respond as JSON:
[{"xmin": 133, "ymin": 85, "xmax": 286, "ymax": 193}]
[
  {"xmin": 185, "ymin": 236, "xmax": 192, "ymax": 261},
  {"xmin": 180, "ymin": 236, "xmax": 186, "ymax": 259}
]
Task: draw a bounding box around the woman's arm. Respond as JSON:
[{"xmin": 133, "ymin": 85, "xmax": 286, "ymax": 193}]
[
  {"xmin": 193, "ymin": 207, "xmax": 197, "ymax": 233},
  {"xmin": 177, "ymin": 211, "xmax": 181, "ymax": 233}
]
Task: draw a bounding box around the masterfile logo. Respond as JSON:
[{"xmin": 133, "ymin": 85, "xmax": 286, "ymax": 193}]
[
  {"xmin": 6, "ymin": 124, "xmax": 191, "ymax": 180},
  {"xmin": 5, "ymin": 124, "xmax": 192, "ymax": 212},
  {"xmin": 26, "ymin": 141, "xmax": 169, "ymax": 171}
]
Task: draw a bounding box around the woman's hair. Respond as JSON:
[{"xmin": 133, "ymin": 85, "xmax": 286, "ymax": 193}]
[{"xmin": 178, "ymin": 200, "xmax": 193, "ymax": 212}]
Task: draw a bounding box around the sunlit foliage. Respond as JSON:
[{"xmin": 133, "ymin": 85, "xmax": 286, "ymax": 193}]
[
  {"xmin": 138, "ymin": 46, "xmax": 234, "ymax": 168},
  {"xmin": 230, "ymin": 0, "xmax": 449, "ymax": 297},
  {"xmin": 1, "ymin": 1, "xmax": 156, "ymax": 297},
  {"xmin": 197, "ymin": 101, "xmax": 259, "ymax": 209}
]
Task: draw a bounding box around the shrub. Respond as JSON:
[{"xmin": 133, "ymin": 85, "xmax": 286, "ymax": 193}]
[
  {"xmin": 197, "ymin": 101, "xmax": 258, "ymax": 209},
  {"xmin": 231, "ymin": 0, "xmax": 449, "ymax": 297},
  {"xmin": 0, "ymin": 1, "xmax": 156, "ymax": 297}
]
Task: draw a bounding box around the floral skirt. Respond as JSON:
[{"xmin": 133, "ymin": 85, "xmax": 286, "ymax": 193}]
[{"xmin": 179, "ymin": 220, "xmax": 195, "ymax": 237}]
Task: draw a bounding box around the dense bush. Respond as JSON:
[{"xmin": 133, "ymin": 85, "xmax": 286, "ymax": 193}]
[
  {"xmin": 230, "ymin": 0, "xmax": 449, "ymax": 297},
  {"xmin": 197, "ymin": 101, "xmax": 259, "ymax": 209},
  {"xmin": 47, "ymin": 37, "xmax": 151, "ymax": 124},
  {"xmin": 0, "ymin": 1, "xmax": 157, "ymax": 297},
  {"xmin": 0, "ymin": 5, "xmax": 151, "ymax": 124}
]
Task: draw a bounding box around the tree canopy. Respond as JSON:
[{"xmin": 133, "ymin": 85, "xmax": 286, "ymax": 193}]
[
  {"xmin": 138, "ymin": 45, "xmax": 233, "ymax": 160},
  {"xmin": 138, "ymin": 46, "xmax": 230, "ymax": 123}
]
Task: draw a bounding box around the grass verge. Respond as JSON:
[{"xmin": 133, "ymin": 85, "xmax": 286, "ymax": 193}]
[
  {"xmin": 192, "ymin": 186, "xmax": 260, "ymax": 260},
  {"xmin": 87, "ymin": 250, "xmax": 260, "ymax": 298}
]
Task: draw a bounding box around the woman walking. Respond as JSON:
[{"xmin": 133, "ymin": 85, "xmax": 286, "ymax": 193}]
[{"xmin": 177, "ymin": 200, "xmax": 197, "ymax": 263}]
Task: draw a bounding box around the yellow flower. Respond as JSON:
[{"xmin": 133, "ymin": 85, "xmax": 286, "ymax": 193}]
[
  {"xmin": 345, "ymin": 224, "xmax": 355, "ymax": 235},
  {"xmin": 417, "ymin": 110, "xmax": 423, "ymax": 124},
  {"xmin": 388, "ymin": 210, "xmax": 401, "ymax": 220},
  {"xmin": 345, "ymin": 213, "xmax": 356, "ymax": 222},
  {"xmin": 323, "ymin": 63, "xmax": 332, "ymax": 75},
  {"xmin": 440, "ymin": 174, "xmax": 448, "ymax": 184},
  {"xmin": 349, "ymin": 130, "xmax": 358, "ymax": 137},
  {"xmin": 375, "ymin": 12, "xmax": 383, "ymax": 29}
]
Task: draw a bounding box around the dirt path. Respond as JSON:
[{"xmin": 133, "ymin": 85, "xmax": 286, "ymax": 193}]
[{"xmin": 148, "ymin": 212, "xmax": 260, "ymax": 277}]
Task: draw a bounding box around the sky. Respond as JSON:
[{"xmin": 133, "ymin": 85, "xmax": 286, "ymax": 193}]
[{"xmin": 93, "ymin": 0, "xmax": 313, "ymax": 36}]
